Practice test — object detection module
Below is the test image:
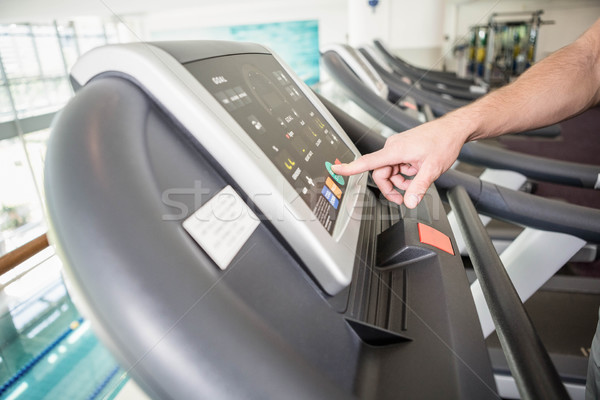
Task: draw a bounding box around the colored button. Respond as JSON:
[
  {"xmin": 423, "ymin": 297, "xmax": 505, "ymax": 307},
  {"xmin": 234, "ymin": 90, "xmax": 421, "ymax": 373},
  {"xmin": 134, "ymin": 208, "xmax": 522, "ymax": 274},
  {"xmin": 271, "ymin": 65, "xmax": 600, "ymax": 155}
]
[
  {"xmin": 325, "ymin": 161, "xmax": 345, "ymax": 186},
  {"xmin": 417, "ymin": 223, "xmax": 454, "ymax": 255},
  {"xmin": 321, "ymin": 186, "xmax": 339, "ymax": 209},
  {"xmin": 325, "ymin": 177, "xmax": 342, "ymax": 199},
  {"xmin": 401, "ymin": 101, "xmax": 418, "ymax": 111}
]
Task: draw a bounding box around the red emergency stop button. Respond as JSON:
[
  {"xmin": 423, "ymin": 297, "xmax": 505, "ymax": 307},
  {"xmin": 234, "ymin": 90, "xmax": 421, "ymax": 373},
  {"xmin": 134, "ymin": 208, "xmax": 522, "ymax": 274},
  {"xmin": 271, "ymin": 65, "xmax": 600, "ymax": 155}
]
[{"xmin": 418, "ymin": 223, "xmax": 454, "ymax": 255}]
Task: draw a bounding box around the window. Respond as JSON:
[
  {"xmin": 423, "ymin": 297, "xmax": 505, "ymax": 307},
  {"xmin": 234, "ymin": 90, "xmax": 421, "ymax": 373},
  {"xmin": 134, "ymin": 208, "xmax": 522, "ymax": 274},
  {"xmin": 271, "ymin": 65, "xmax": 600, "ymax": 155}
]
[{"xmin": 0, "ymin": 18, "xmax": 134, "ymax": 257}]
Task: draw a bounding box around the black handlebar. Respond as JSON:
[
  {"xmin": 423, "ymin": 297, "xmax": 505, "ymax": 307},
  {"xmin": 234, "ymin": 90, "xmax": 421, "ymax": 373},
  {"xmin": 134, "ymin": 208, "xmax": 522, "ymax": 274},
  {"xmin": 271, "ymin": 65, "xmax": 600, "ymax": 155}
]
[
  {"xmin": 460, "ymin": 142, "xmax": 600, "ymax": 189},
  {"xmin": 321, "ymin": 51, "xmax": 422, "ymax": 132},
  {"xmin": 447, "ymin": 186, "xmax": 570, "ymax": 400},
  {"xmin": 373, "ymin": 39, "xmax": 476, "ymax": 90},
  {"xmin": 356, "ymin": 49, "xmax": 467, "ymax": 116},
  {"xmin": 436, "ymin": 169, "xmax": 600, "ymax": 243}
]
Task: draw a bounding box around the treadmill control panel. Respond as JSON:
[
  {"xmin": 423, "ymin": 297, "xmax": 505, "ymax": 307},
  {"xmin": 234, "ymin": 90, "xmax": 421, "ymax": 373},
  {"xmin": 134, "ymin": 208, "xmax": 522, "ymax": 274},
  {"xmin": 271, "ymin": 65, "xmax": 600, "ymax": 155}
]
[
  {"xmin": 69, "ymin": 41, "xmax": 364, "ymax": 293},
  {"xmin": 186, "ymin": 55, "xmax": 355, "ymax": 233}
]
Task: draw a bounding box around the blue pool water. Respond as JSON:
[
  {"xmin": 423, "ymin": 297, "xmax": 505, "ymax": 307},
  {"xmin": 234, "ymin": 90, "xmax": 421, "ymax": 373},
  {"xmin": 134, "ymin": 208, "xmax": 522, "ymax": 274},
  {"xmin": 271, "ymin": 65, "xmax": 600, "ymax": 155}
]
[{"xmin": 0, "ymin": 282, "xmax": 127, "ymax": 400}]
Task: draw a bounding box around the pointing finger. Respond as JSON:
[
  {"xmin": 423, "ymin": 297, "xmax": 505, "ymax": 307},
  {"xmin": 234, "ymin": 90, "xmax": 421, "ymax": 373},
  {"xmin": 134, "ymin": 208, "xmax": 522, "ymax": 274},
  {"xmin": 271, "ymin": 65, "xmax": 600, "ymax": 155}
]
[{"xmin": 332, "ymin": 148, "xmax": 399, "ymax": 176}]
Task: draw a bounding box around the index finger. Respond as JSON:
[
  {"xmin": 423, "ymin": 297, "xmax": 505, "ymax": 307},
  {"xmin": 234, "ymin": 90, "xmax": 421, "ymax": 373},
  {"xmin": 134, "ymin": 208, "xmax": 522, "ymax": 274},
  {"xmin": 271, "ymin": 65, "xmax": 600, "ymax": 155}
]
[{"xmin": 332, "ymin": 148, "xmax": 397, "ymax": 176}]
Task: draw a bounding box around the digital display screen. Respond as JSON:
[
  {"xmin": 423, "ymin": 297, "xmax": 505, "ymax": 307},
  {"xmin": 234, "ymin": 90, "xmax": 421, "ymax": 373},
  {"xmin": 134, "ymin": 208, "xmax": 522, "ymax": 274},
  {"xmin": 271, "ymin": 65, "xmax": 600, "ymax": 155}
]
[{"xmin": 185, "ymin": 54, "xmax": 355, "ymax": 234}]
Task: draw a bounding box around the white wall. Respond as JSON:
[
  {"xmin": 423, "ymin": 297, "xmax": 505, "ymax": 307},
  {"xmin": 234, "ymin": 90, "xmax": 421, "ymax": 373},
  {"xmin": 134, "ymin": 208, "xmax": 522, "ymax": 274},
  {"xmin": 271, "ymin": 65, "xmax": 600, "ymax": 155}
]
[
  {"xmin": 140, "ymin": 0, "xmax": 347, "ymax": 48},
  {"xmin": 348, "ymin": 0, "xmax": 387, "ymax": 46},
  {"xmin": 347, "ymin": 0, "xmax": 445, "ymax": 47},
  {"xmin": 389, "ymin": 1, "xmax": 445, "ymax": 49},
  {"xmin": 347, "ymin": 0, "xmax": 446, "ymax": 69},
  {"xmin": 0, "ymin": 0, "xmax": 347, "ymax": 48},
  {"xmin": 536, "ymin": 5, "xmax": 600, "ymax": 58}
]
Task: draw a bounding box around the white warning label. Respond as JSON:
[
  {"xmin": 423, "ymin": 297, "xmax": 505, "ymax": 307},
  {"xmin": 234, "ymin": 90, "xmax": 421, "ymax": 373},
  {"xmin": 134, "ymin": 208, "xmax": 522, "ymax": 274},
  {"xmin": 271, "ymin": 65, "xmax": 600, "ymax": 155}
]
[{"xmin": 183, "ymin": 185, "xmax": 259, "ymax": 270}]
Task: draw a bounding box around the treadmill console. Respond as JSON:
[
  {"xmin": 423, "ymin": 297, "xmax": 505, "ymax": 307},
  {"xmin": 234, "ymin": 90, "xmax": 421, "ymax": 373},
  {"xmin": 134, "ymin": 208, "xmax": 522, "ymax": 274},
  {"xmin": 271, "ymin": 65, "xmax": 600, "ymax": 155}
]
[
  {"xmin": 186, "ymin": 55, "xmax": 354, "ymax": 234},
  {"xmin": 69, "ymin": 42, "xmax": 366, "ymax": 295}
]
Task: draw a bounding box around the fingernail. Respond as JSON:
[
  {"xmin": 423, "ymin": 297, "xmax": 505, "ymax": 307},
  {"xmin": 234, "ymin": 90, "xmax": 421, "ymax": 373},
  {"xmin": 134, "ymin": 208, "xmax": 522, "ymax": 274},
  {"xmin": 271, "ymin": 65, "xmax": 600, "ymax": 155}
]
[
  {"xmin": 331, "ymin": 164, "xmax": 345, "ymax": 173},
  {"xmin": 405, "ymin": 194, "xmax": 419, "ymax": 209}
]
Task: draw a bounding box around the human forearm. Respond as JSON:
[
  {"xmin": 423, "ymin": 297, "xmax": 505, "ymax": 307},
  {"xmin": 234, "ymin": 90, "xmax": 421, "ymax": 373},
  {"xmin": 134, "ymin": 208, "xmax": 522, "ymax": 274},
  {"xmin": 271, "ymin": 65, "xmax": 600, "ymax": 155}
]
[{"xmin": 332, "ymin": 19, "xmax": 600, "ymax": 209}]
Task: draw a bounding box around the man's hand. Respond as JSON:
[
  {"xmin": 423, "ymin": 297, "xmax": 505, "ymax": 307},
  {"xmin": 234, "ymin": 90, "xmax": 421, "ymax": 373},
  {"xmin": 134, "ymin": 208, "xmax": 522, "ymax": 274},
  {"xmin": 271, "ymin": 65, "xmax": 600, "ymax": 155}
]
[{"xmin": 332, "ymin": 115, "xmax": 468, "ymax": 208}]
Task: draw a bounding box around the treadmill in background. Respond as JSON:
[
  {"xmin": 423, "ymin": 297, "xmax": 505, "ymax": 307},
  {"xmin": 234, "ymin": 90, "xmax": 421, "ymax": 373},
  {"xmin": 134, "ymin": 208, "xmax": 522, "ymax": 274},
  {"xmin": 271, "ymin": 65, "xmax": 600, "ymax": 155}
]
[{"xmin": 365, "ymin": 41, "xmax": 562, "ymax": 138}]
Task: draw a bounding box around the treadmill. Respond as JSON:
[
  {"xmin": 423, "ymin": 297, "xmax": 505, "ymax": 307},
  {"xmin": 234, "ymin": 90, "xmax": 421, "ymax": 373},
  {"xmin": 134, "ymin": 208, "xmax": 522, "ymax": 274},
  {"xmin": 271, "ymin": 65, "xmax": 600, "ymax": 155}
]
[
  {"xmin": 359, "ymin": 46, "xmax": 562, "ymax": 139},
  {"xmin": 44, "ymin": 41, "xmax": 570, "ymax": 399},
  {"xmin": 359, "ymin": 44, "xmax": 562, "ymax": 138}
]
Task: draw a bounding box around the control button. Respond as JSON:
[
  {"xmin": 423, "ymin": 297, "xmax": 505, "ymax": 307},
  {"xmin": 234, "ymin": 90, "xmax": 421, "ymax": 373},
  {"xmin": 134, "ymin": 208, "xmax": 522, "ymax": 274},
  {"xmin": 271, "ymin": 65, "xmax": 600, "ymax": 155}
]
[
  {"xmin": 272, "ymin": 70, "xmax": 289, "ymax": 85},
  {"xmin": 215, "ymin": 91, "xmax": 233, "ymax": 110},
  {"xmin": 284, "ymin": 158, "xmax": 295, "ymax": 170},
  {"xmin": 304, "ymin": 150, "xmax": 313, "ymax": 162},
  {"xmin": 284, "ymin": 85, "xmax": 301, "ymax": 101},
  {"xmin": 325, "ymin": 161, "xmax": 345, "ymax": 186},
  {"xmin": 292, "ymin": 168, "xmax": 301, "ymax": 180},
  {"xmin": 417, "ymin": 223, "xmax": 454, "ymax": 255},
  {"xmin": 234, "ymin": 86, "xmax": 251, "ymax": 105},
  {"xmin": 325, "ymin": 177, "xmax": 342, "ymax": 199},
  {"xmin": 401, "ymin": 101, "xmax": 418, "ymax": 111},
  {"xmin": 321, "ymin": 186, "xmax": 339, "ymax": 210},
  {"xmin": 224, "ymin": 89, "xmax": 240, "ymax": 110},
  {"xmin": 248, "ymin": 115, "xmax": 265, "ymax": 134}
]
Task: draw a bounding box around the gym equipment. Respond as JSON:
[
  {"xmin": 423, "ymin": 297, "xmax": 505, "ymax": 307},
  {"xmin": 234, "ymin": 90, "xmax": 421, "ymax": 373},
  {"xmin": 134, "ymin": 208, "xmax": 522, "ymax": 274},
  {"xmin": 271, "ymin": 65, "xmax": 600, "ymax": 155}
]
[
  {"xmin": 366, "ymin": 42, "xmax": 485, "ymax": 101},
  {"xmin": 358, "ymin": 44, "xmax": 474, "ymax": 115},
  {"xmin": 361, "ymin": 44, "xmax": 562, "ymax": 137},
  {"xmin": 477, "ymin": 10, "xmax": 553, "ymax": 84},
  {"xmin": 46, "ymin": 41, "xmax": 499, "ymax": 399},
  {"xmin": 373, "ymin": 39, "xmax": 484, "ymax": 93}
]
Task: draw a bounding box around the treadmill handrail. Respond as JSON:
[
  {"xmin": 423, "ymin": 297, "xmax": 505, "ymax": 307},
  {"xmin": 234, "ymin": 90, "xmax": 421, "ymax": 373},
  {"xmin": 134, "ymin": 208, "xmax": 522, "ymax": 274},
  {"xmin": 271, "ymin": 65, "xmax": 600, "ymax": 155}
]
[
  {"xmin": 460, "ymin": 142, "xmax": 600, "ymax": 189},
  {"xmin": 323, "ymin": 50, "xmax": 600, "ymax": 190},
  {"xmin": 447, "ymin": 186, "xmax": 570, "ymax": 400},
  {"xmin": 356, "ymin": 49, "xmax": 468, "ymax": 115},
  {"xmin": 373, "ymin": 40, "xmax": 476, "ymax": 90},
  {"xmin": 419, "ymin": 79, "xmax": 484, "ymax": 101},
  {"xmin": 320, "ymin": 95, "xmax": 600, "ymax": 244},
  {"xmin": 321, "ymin": 51, "xmax": 422, "ymax": 132},
  {"xmin": 437, "ymin": 169, "xmax": 600, "ymax": 243}
]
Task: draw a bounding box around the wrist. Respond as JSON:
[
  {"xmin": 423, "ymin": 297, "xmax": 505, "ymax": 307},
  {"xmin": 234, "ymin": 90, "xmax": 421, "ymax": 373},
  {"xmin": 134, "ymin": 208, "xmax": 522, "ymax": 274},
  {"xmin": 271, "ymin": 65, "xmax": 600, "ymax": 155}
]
[{"xmin": 442, "ymin": 107, "xmax": 481, "ymax": 144}]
